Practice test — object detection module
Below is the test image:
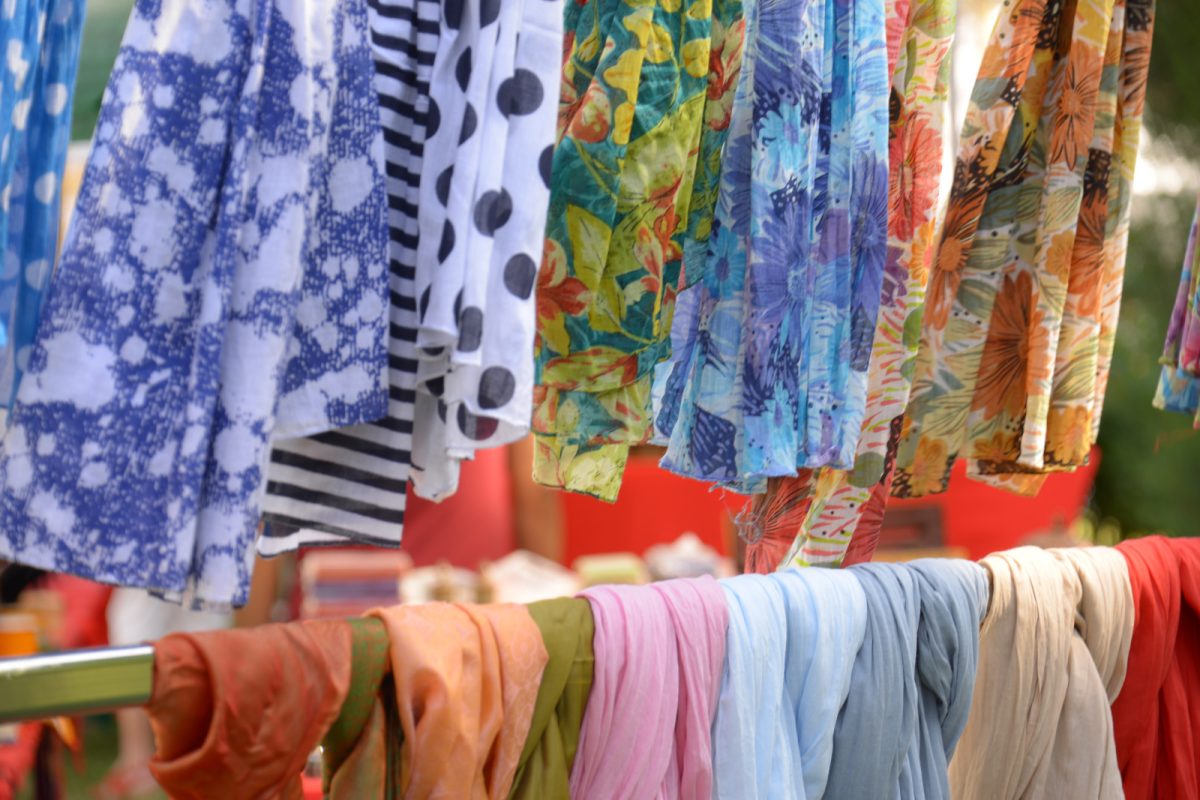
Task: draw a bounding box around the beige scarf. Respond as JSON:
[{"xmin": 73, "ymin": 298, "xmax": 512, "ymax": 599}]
[{"xmin": 950, "ymin": 546, "xmax": 1133, "ymax": 799}]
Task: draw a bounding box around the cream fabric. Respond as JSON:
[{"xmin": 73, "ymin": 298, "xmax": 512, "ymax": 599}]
[{"xmin": 950, "ymin": 546, "xmax": 1134, "ymax": 799}]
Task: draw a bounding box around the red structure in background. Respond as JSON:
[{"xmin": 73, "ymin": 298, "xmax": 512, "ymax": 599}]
[{"xmin": 562, "ymin": 449, "xmax": 1101, "ymax": 564}]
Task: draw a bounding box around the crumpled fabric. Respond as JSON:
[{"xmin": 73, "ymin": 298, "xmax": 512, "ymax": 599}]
[
  {"xmin": 368, "ymin": 602, "xmax": 548, "ymax": 800},
  {"xmin": 569, "ymin": 577, "xmax": 728, "ymax": 799},
  {"xmin": 146, "ymin": 619, "xmax": 353, "ymax": 800},
  {"xmin": 825, "ymin": 560, "xmax": 988, "ymax": 799},
  {"xmin": 1111, "ymin": 535, "xmax": 1200, "ymax": 800},
  {"xmin": 949, "ymin": 546, "xmax": 1133, "ymax": 799},
  {"xmin": 508, "ymin": 598, "xmax": 596, "ymax": 800},
  {"xmin": 712, "ymin": 569, "xmax": 867, "ymax": 800},
  {"xmin": 322, "ymin": 617, "xmax": 400, "ymax": 799}
]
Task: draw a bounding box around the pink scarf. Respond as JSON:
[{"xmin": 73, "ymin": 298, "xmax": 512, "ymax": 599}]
[{"xmin": 569, "ymin": 577, "xmax": 729, "ymax": 799}]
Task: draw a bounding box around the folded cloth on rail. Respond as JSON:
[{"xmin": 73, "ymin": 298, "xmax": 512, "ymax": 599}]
[
  {"xmin": 508, "ymin": 598, "xmax": 596, "ymax": 800},
  {"xmin": 949, "ymin": 546, "xmax": 1133, "ymax": 799},
  {"xmin": 824, "ymin": 560, "xmax": 988, "ymax": 799},
  {"xmin": 569, "ymin": 577, "xmax": 728, "ymax": 800},
  {"xmin": 368, "ymin": 602, "xmax": 547, "ymax": 799},
  {"xmin": 147, "ymin": 619, "xmax": 353, "ymax": 800},
  {"xmin": 712, "ymin": 569, "xmax": 867, "ymax": 800},
  {"xmin": 1111, "ymin": 535, "xmax": 1200, "ymax": 800}
]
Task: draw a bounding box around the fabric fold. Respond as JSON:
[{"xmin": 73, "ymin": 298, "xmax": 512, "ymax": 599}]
[
  {"xmin": 1111, "ymin": 535, "xmax": 1200, "ymax": 800},
  {"xmin": 825, "ymin": 560, "xmax": 988, "ymax": 799},
  {"xmin": 508, "ymin": 598, "xmax": 596, "ymax": 800},
  {"xmin": 368, "ymin": 602, "xmax": 548, "ymax": 800},
  {"xmin": 712, "ymin": 569, "xmax": 867, "ymax": 800},
  {"xmin": 0, "ymin": 0, "xmax": 389, "ymax": 608},
  {"xmin": 949, "ymin": 546, "xmax": 1133, "ymax": 800},
  {"xmin": 569, "ymin": 577, "xmax": 728, "ymax": 799},
  {"xmin": 146, "ymin": 619, "xmax": 353, "ymax": 800}
]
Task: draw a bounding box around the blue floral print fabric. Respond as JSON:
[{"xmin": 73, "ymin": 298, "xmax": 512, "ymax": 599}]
[
  {"xmin": 0, "ymin": 0, "xmax": 87, "ymax": 407},
  {"xmin": 655, "ymin": 0, "xmax": 889, "ymax": 493},
  {"xmin": 0, "ymin": 0, "xmax": 388, "ymax": 609}
]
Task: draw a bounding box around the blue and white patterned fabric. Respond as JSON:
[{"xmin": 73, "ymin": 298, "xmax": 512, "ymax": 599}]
[
  {"xmin": 0, "ymin": 0, "xmax": 87, "ymax": 408},
  {"xmin": 653, "ymin": 0, "xmax": 889, "ymax": 493},
  {"xmin": 0, "ymin": 0, "xmax": 389, "ymax": 609}
]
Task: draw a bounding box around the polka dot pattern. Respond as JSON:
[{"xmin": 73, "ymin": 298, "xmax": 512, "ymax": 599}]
[{"xmin": 410, "ymin": 0, "xmax": 563, "ymax": 502}]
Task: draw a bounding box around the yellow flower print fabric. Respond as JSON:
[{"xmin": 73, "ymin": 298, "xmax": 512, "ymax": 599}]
[{"xmin": 533, "ymin": 0, "xmax": 745, "ymax": 500}]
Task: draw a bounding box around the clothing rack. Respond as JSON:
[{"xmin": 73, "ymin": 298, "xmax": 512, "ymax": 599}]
[{"xmin": 0, "ymin": 645, "xmax": 154, "ymax": 723}]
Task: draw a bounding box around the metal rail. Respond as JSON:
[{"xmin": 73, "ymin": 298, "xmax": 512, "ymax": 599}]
[{"xmin": 0, "ymin": 645, "xmax": 154, "ymax": 723}]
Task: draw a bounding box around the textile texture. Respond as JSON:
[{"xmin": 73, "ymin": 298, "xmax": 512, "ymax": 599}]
[
  {"xmin": 147, "ymin": 619, "xmax": 353, "ymax": 800},
  {"xmin": 824, "ymin": 560, "xmax": 988, "ymax": 799},
  {"xmin": 0, "ymin": 0, "xmax": 87, "ymax": 407},
  {"xmin": 368, "ymin": 601, "xmax": 548, "ymax": 799},
  {"xmin": 570, "ymin": 577, "xmax": 728, "ymax": 799},
  {"xmin": 949, "ymin": 546, "xmax": 1133, "ymax": 799},
  {"xmin": 711, "ymin": 569, "xmax": 867, "ymax": 800},
  {"xmin": 409, "ymin": 0, "xmax": 561, "ymax": 500},
  {"xmin": 1111, "ymin": 536, "xmax": 1200, "ymax": 800},
  {"xmin": 655, "ymin": 0, "xmax": 890, "ymax": 493},
  {"xmin": 1153, "ymin": 194, "xmax": 1200, "ymax": 425},
  {"xmin": 508, "ymin": 598, "xmax": 596, "ymax": 800},
  {"xmin": 259, "ymin": 0, "xmax": 437, "ymax": 554},
  {"xmin": 893, "ymin": 0, "xmax": 1156, "ymax": 497},
  {"xmin": 0, "ymin": 0, "xmax": 389, "ymax": 608},
  {"xmin": 532, "ymin": 0, "xmax": 733, "ymax": 501}
]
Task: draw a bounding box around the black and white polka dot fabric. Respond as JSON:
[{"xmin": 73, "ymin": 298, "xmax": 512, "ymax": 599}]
[
  {"xmin": 410, "ymin": 0, "xmax": 560, "ymax": 501},
  {"xmin": 257, "ymin": 0, "xmax": 438, "ymax": 554}
]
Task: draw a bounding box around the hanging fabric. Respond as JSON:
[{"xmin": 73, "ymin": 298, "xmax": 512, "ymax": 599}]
[
  {"xmin": 712, "ymin": 568, "xmax": 867, "ymax": 800},
  {"xmin": 893, "ymin": 0, "xmax": 1156, "ymax": 497},
  {"xmin": 740, "ymin": 0, "xmax": 956, "ymax": 571},
  {"xmin": 949, "ymin": 546, "xmax": 1133, "ymax": 799},
  {"xmin": 259, "ymin": 0, "xmax": 437, "ymax": 555},
  {"xmin": 508, "ymin": 598, "xmax": 596, "ymax": 800},
  {"xmin": 824, "ymin": 560, "xmax": 987, "ymax": 800},
  {"xmin": 569, "ymin": 577, "xmax": 727, "ymax": 799},
  {"xmin": 409, "ymin": 0, "xmax": 561, "ymax": 501},
  {"xmin": 1110, "ymin": 536, "xmax": 1200, "ymax": 800},
  {"xmin": 1153, "ymin": 193, "xmax": 1200, "ymax": 426},
  {"xmin": 654, "ymin": 0, "xmax": 890, "ymax": 494},
  {"xmin": 532, "ymin": 0, "xmax": 733, "ymax": 502},
  {"xmin": 0, "ymin": 0, "xmax": 87, "ymax": 408},
  {"xmin": 367, "ymin": 602, "xmax": 548, "ymax": 799},
  {"xmin": 0, "ymin": 0, "xmax": 391, "ymax": 608}
]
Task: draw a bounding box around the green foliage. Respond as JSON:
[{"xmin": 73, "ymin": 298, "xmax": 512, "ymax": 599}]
[
  {"xmin": 1094, "ymin": 193, "xmax": 1200, "ymax": 538},
  {"xmin": 1144, "ymin": 0, "xmax": 1200, "ymax": 149}
]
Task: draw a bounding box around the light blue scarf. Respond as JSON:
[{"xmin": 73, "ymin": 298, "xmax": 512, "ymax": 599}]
[
  {"xmin": 824, "ymin": 560, "xmax": 989, "ymax": 799},
  {"xmin": 713, "ymin": 568, "xmax": 867, "ymax": 799}
]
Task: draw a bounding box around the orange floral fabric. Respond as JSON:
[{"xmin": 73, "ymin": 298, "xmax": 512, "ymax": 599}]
[{"xmin": 892, "ymin": 0, "xmax": 1156, "ymax": 498}]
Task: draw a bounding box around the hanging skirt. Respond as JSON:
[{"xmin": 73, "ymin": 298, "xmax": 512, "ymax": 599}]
[{"xmin": 0, "ymin": 0, "xmax": 389, "ymax": 608}]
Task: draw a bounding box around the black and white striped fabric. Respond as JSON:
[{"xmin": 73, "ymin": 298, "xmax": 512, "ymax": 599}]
[{"xmin": 257, "ymin": 0, "xmax": 439, "ymax": 555}]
